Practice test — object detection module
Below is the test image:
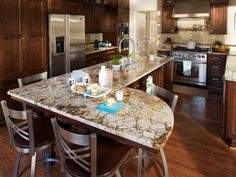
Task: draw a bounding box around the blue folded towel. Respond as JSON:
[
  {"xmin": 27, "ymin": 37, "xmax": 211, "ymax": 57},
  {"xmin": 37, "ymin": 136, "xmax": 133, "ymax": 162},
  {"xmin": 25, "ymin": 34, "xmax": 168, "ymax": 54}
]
[{"xmin": 97, "ymin": 102, "xmax": 123, "ymax": 113}]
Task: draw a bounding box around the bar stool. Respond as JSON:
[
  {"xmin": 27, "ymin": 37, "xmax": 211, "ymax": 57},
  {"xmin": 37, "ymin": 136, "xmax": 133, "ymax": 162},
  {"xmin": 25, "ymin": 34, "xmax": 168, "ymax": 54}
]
[
  {"xmin": 51, "ymin": 118, "xmax": 132, "ymax": 177},
  {"xmin": 1, "ymin": 100, "xmax": 59, "ymax": 177},
  {"xmin": 122, "ymin": 85, "xmax": 178, "ymax": 177},
  {"xmin": 18, "ymin": 72, "xmax": 47, "ymax": 111}
]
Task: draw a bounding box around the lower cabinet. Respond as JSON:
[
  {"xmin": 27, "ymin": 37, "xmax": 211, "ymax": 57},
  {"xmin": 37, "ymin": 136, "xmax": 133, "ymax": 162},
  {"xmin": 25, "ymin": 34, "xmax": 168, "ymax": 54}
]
[
  {"xmin": 207, "ymin": 53, "xmax": 227, "ymax": 91},
  {"xmin": 85, "ymin": 49, "xmax": 117, "ymax": 67},
  {"xmin": 128, "ymin": 61, "xmax": 173, "ymax": 92},
  {"xmin": 224, "ymin": 81, "xmax": 236, "ymax": 148}
]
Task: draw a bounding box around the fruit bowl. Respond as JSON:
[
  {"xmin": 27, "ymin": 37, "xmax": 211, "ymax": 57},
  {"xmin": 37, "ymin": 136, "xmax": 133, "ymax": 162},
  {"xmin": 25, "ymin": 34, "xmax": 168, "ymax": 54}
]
[{"xmin": 212, "ymin": 47, "xmax": 230, "ymax": 53}]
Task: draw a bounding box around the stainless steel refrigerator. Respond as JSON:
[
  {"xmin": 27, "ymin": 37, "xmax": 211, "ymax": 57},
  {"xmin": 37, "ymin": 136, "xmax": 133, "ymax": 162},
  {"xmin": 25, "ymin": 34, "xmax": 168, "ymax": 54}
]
[{"xmin": 49, "ymin": 14, "xmax": 85, "ymax": 77}]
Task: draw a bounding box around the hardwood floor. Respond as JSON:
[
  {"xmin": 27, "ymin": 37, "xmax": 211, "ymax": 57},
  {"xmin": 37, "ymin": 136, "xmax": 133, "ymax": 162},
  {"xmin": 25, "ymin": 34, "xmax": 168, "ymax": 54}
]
[{"xmin": 0, "ymin": 91, "xmax": 236, "ymax": 177}]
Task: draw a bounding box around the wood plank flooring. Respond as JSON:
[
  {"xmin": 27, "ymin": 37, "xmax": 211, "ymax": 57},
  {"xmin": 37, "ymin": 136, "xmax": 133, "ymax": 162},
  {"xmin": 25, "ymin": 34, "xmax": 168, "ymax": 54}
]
[{"xmin": 0, "ymin": 91, "xmax": 236, "ymax": 177}]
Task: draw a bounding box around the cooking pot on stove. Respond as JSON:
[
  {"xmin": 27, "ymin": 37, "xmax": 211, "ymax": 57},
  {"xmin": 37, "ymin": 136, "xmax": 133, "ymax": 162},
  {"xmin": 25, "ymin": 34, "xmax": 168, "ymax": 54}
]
[{"xmin": 186, "ymin": 39, "xmax": 196, "ymax": 49}]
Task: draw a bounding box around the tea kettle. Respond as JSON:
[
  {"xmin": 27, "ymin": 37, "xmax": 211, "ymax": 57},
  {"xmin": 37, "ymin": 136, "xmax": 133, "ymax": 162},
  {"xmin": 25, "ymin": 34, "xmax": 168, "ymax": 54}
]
[{"xmin": 187, "ymin": 39, "xmax": 196, "ymax": 49}]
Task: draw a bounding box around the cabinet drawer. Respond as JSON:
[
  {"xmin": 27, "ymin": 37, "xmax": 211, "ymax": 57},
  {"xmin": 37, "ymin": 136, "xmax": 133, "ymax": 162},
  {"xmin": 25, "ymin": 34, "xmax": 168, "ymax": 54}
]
[
  {"xmin": 208, "ymin": 54, "xmax": 227, "ymax": 62},
  {"xmin": 208, "ymin": 67, "xmax": 225, "ymax": 75},
  {"xmin": 207, "ymin": 75, "xmax": 224, "ymax": 89}
]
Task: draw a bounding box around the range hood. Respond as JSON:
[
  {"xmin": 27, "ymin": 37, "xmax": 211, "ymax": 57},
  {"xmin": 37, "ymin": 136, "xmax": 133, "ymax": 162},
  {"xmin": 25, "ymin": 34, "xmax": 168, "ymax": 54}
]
[{"xmin": 173, "ymin": 0, "xmax": 210, "ymax": 18}]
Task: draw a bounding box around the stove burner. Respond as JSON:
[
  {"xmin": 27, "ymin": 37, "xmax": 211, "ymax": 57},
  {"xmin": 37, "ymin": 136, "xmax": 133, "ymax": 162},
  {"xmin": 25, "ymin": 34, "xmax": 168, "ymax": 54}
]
[{"xmin": 172, "ymin": 46, "xmax": 210, "ymax": 53}]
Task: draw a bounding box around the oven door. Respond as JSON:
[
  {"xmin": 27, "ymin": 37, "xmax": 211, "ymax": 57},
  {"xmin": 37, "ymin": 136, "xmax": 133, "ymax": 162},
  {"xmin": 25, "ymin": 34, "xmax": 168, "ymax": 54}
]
[{"xmin": 173, "ymin": 60, "xmax": 207, "ymax": 86}]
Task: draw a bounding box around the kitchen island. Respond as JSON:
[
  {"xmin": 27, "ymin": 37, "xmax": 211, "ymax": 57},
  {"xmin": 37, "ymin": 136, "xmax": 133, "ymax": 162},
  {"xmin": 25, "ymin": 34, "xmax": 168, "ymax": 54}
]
[
  {"xmin": 8, "ymin": 56, "xmax": 174, "ymax": 151},
  {"xmin": 8, "ymin": 56, "xmax": 174, "ymax": 176},
  {"xmin": 224, "ymin": 54, "xmax": 236, "ymax": 148}
]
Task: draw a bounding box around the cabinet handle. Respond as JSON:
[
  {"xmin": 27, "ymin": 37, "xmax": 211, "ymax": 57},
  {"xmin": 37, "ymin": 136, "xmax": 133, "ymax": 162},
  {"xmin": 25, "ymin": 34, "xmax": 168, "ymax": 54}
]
[
  {"xmin": 212, "ymin": 65, "xmax": 219, "ymax": 69},
  {"xmin": 210, "ymin": 29, "xmax": 213, "ymax": 32},
  {"xmin": 212, "ymin": 56, "xmax": 220, "ymax": 59},
  {"xmin": 212, "ymin": 78, "xmax": 219, "ymax": 81}
]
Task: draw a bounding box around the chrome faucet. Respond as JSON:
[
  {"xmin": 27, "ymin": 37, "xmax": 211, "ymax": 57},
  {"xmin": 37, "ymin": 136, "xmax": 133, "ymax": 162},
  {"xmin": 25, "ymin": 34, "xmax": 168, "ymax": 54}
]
[{"xmin": 119, "ymin": 36, "xmax": 135, "ymax": 56}]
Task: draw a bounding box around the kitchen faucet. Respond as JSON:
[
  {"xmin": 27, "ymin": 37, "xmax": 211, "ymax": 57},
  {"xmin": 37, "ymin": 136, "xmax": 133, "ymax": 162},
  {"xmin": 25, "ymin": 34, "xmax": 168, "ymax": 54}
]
[{"xmin": 119, "ymin": 36, "xmax": 135, "ymax": 56}]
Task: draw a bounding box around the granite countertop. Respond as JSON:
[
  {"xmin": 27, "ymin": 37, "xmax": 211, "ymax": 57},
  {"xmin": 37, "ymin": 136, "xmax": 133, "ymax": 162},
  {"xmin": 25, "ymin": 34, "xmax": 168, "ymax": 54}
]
[
  {"xmin": 8, "ymin": 57, "xmax": 174, "ymax": 150},
  {"xmin": 82, "ymin": 57, "xmax": 174, "ymax": 90},
  {"xmin": 85, "ymin": 46, "xmax": 118, "ymax": 55},
  {"xmin": 224, "ymin": 54, "xmax": 236, "ymax": 81}
]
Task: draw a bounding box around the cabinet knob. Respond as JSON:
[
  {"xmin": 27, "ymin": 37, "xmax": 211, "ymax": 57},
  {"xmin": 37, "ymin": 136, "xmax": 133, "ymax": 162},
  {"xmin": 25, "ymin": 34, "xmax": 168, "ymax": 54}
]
[
  {"xmin": 212, "ymin": 78, "xmax": 219, "ymax": 81},
  {"xmin": 210, "ymin": 29, "xmax": 213, "ymax": 32},
  {"xmin": 212, "ymin": 65, "xmax": 219, "ymax": 69}
]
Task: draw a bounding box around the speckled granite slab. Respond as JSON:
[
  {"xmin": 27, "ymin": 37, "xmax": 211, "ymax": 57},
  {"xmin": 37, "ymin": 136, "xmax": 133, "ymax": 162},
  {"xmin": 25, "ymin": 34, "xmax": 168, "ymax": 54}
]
[
  {"xmin": 8, "ymin": 58, "xmax": 174, "ymax": 150},
  {"xmin": 82, "ymin": 57, "xmax": 174, "ymax": 89},
  {"xmin": 224, "ymin": 55, "xmax": 236, "ymax": 81}
]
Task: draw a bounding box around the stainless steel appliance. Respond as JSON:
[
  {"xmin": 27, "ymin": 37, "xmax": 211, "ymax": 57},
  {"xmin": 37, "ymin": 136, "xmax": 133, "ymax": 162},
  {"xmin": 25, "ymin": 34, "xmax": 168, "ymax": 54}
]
[
  {"xmin": 118, "ymin": 23, "xmax": 129, "ymax": 51},
  {"xmin": 49, "ymin": 14, "xmax": 85, "ymax": 77},
  {"xmin": 172, "ymin": 47, "xmax": 210, "ymax": 86}
]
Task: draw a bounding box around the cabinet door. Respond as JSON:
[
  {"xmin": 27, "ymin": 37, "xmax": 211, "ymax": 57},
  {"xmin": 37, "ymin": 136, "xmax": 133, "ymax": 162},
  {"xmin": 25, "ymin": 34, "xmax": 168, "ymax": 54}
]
[
  {"xmin": 83, "ymin": 6, "xmax": 93, "ymax": 33},
  {"xmin": 118, "ymin": 0, "xmax": 129, "ymax": 8},
  {"xmin": 21, "ymin": 0, "xmax": 47, "ymax": 76},
  {"xmin": 225, "ymin": 81, "xmax": 236, "ymax": 144},
  {"xmin": 94, "ymin": 6, "xmax": 104, "ymax": 32},
  {"xmin": 161, "ymin": 7, "xmax": 176, "ymax": 33},
  {"xmin": 210, "ymin": 3, "xmax": 227, "ymax": 34},
  {"xmin": 118, "ymin": 8, "xmax": 129, "ymax": 23},
  {"xmin": 0, "ymin": 0, "xmax": 22, "ymax": 81},
  {"xmin": 48, "ymin": 0, "xmax": 83, "ymax": 14}
]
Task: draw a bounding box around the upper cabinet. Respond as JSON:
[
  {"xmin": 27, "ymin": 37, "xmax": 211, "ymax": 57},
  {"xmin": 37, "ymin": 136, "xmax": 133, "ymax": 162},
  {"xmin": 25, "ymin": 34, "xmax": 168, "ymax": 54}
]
[
  {"xmin": 161, "ymin": 7, "xmax": 177, "ymax": 33},
  {"xmin": 210, "ymin": 2, "xmax": 228, "ymax": 34},
  {"xmin": 48, "ymin": 0, "xmax": 83, "ymax": 14}
]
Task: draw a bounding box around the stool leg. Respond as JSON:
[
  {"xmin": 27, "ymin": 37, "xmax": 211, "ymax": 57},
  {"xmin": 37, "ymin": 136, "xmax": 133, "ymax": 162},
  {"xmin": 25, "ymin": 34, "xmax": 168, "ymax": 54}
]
[
  {"xmin": 115, "ymin": 170, "xmax": 122, "ymax": 177},
  {"xmin": 13, "ymin": 152, "xmax": 22, "ymax": 177},
  {"xmin": 30, "ymin": 152, "xmax": 37, "ymax": 177},
  {"xmin": 160, "ymin": 148, "xmax": 168, "ymax": 177},
  {"xmin": 137, "ymin": 148, "xmax": 143, "ymax": 177}
]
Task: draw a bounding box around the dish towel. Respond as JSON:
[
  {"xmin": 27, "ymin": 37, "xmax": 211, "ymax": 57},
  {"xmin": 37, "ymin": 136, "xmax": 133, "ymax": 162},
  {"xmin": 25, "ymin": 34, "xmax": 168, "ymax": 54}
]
[
  {"xmin": 183, "ymin": 60, "xmax": 192, "ymax": 76},
  {"xmin": 97, "ymin": 102, "xmax": 123, "ymax": 113}
]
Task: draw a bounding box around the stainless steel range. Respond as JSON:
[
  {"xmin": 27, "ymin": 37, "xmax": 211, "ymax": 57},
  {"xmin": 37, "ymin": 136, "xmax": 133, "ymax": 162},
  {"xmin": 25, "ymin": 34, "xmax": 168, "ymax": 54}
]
[{"xmin": 172, "ymin": 47, "xmax": 210, "ymax": 86}]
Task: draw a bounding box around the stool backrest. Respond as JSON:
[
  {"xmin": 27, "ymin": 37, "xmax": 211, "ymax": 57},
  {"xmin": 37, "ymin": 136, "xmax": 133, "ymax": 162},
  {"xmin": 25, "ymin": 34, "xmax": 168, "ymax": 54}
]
[
  {"xmin": 1, "ymin": 100, "xmax": 35, "ymax": 154},
  {"xmin": 18, "ymin": 71, "xmax": 47, "ymax": 87},
  {"xmin": 51, "ymin": 118, "xmax": 97, "ymax": 177},
  {"xmin": 153, "ymin": 85, "xmax": 178, "ymax": 112},
  {"xmin": 18, "ymin": 72, "xmax": 47, "ymax": 110}
]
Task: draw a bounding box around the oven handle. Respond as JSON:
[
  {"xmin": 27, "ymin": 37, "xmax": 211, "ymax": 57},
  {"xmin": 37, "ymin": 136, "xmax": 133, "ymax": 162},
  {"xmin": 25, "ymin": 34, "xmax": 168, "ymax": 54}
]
[{"xmin": 174, "ymin": 59, "xmax": 207, "ymax": 64}]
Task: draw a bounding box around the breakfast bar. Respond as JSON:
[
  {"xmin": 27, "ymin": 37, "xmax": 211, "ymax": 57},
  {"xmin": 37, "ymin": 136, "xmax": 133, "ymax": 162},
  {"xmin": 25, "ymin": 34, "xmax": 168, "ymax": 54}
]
[{"xmin": 7, "ymin": 56, "xmax": 174, "ymax": 176}]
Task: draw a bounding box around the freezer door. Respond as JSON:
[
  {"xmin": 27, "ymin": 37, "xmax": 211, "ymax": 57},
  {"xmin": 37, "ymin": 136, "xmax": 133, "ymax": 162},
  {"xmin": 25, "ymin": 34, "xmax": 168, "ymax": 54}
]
[
  {"xmin": 49, "ymin": 14, "xmax": 68, "ymax": 77},
  {"xmin": 68, "ymin": 15, "xmax": 85, "ymax": 71}
]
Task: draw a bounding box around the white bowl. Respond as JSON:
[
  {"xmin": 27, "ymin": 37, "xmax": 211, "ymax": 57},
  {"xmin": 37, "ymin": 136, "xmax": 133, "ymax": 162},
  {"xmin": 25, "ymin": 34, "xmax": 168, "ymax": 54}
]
[{"xmin": 112, "ymin": 64, "xmax": 121, "ymax": 71}]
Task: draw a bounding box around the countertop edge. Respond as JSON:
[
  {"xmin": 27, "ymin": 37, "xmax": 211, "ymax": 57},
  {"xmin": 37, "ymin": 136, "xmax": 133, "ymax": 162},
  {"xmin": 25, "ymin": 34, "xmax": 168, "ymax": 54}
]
[
  {"xmin": 224, "ymin": 55, "xmax": 236, "ymax": 82},
  {"xmin": 85, "ymin": 46, "xmax": 118, "ymax": 55}
]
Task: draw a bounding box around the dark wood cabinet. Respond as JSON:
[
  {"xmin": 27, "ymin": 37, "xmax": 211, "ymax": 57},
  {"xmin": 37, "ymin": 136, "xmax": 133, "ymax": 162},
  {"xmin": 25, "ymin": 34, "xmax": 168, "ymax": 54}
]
[
  {"xmin": 207, "ymin": 53, "xmax": 227, "ymax": 90},
  {"xmin": 161, "ymin": 7, "xmax": 177, "ymax": 33},
  {"xmin": 128, "ymin": 61, "xmax": 173, "ymax": 92},
  {"xmin": 162, "ymin": 0, "xmax": 174, "ymax": 7},
  {"xmin": 0, "ymin": 0, "xmax": 47, "ymax": 81},
  {"xmin": 210, "ymin": 3, "xmax": 228, "ymax": 34},
  {"xmin": 48, "ymin": 0, "xmax": 83, "ymax": 14},
  {"xmin": 21, "ymin": 0, "xmax": 47, "ymax": 76},
  {"xmin": 118, "ymin": 8, "xmax": 129, "ymax": 23},
  {"xmin": 85, "ymin": 49, "xmax": 117, "ymax": 67},
  {"xmin": 118, "ymin": 0, "xmax": 129, "ymax": 8},
  {"xmin": 211, "ymin": 0, "xmax": 229, "ymax": 4},
  {"xmin": 224, "ymin": 81, "xmax": 236, "ymax": 148}
]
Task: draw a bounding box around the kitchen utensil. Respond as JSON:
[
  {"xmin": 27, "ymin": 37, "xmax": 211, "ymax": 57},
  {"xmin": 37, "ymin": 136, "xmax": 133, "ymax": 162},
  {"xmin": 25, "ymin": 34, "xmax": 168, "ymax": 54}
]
[{"xmin": 187, "ymin": 39, "xmax": 196, "ymax": 49}]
